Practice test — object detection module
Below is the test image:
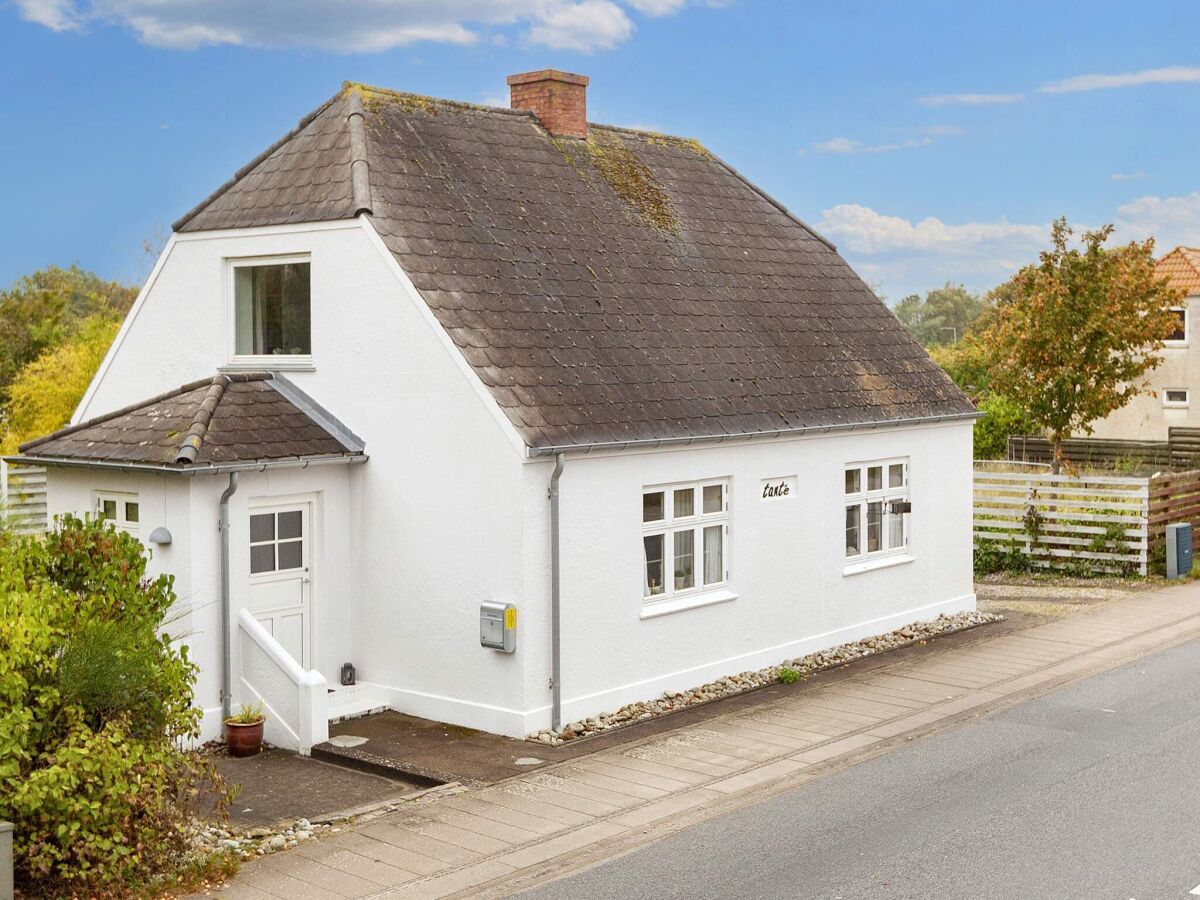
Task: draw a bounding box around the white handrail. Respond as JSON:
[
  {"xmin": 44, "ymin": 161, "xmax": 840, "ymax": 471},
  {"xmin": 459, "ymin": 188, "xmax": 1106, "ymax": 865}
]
[{"xmin": 236, "ymin": 609, "xmax": 328, "ymax": 753}]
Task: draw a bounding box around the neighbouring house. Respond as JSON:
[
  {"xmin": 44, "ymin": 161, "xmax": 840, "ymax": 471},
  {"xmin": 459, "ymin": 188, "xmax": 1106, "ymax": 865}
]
[
  {"xmin": 6, "ymin": 71, "xmax": 978, "ymax": 752},
  {"xmin": 1089, "ymin": 246, "xmax": 1200, "ymax": 442}
]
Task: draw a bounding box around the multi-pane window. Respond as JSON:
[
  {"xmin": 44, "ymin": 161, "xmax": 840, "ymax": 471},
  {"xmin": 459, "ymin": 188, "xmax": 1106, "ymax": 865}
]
[
  {"xmin": 845, "ymin": 460, "xmax": 909, "ymax": 561},
  {"xmin": 96, "ymin": 491, "xmax": 140, "ymax": 537},
  {"xmin": 642, "ymin": 480, "xmax": 728, "ymax": 601},
  {"xmin": 249, "ymin": 510, "xmax": 304, "ymax": 574},
  {"xmin": 233, "ymin": 259, "xmax": 311, "ymax": 358}
]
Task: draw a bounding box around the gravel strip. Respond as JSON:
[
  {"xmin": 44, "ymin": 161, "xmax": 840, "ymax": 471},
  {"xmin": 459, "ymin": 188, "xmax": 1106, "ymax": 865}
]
[{"xmin": 527, "ymin": 610, "xmax": 1002, "ymax": 746}]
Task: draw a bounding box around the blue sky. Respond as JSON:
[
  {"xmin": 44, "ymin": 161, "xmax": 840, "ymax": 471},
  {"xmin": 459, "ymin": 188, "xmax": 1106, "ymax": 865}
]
[{"xmin": 1, "ymin": 0, "xmax": 1198, "ymax": 300}]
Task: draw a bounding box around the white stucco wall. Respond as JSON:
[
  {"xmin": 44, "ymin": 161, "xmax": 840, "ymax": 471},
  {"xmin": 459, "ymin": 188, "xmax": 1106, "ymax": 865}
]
[
  {"xmin": 517, "ymin": 420, "xmax": 977, "ymax": 733},
  {"xmin": 41, "ymin": 464, "xmax": 357, "ymax": 744},
  {"xmin": 1090, "ymin": 293, "xmax": 1200, "ymax": 441},
  {"xmin": 67, "ymin": 218, "xmax": 531, "ymax": 738},
  {"xmin": 47, "ymin": 216, "xmax": 975, "ymax": 742}
]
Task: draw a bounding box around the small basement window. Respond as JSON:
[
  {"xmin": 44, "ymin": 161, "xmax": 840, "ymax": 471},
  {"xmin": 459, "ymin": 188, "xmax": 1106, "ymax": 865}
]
[
  {"xmin": 232, "ymin": 257, "xmax": 311, "ymax": 360},
  {"xmin": 845, "ymin": 459, "xmax": 909, "ymax": 562},
  {"xmin": 642, "ymin": 480, "xmax": 728, "ymax": 603},
  {"xmin": 96, "ymin": 490, "xmax": 140, "ymax": 537},
  {"xmin": 1167, "ymin": 307, "xmax": 1188, "ymax": 345},
  {"xmin": 1164, "ymin": 389, "xmax": 1190, "ymax": 408}
]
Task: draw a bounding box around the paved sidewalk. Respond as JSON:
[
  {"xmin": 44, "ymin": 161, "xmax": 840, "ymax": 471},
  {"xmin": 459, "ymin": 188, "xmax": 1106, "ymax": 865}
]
[{"xmin": 196, "ymin": 581, "xmax": 1200, "ymax": 900}]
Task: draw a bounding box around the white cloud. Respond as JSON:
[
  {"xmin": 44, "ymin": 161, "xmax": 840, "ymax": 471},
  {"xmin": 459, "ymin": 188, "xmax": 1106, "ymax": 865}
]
[
  {"xmin": 816, "ymin": 192, "xmax": 1200, "ymax": 300},
  {"xmin": 1114, "ymin": 191, "xmax": 1200, "ymax": 250},
  {"xmin": 1110, "ymin": 170, "xmax": 1148, "ymax": 182},
  {"xmin": 13, "ymin": 0, "xmax": 79, "ymax": 29},
  {"xmin": 11, "ymin": 0, "xmax": 684, "ymax": 53},
  {"xmin": 813, "ymin": 135, "xmax": 933, "ymax": 155},
  {"xmin": 816, "ymin": 204, "xmax": 1048, "ymax": 300},
  {"xmin": 818, "ymin": 204, "xmax": 1046, "ymax": 256},
  {"xmin": 623, "ymin": 0, "xmax": 686, "ymax": 13},
  {"xmin": 917, "ymin": 92, "xmax": 1024, "ymax": 107},
  {"xmin": 1039, "ymin": 65, "xmax": 1200, "ymax": 94},
  {"xmin": 527, "ymin": 0, "xmax": 631, "ymax": 51}
]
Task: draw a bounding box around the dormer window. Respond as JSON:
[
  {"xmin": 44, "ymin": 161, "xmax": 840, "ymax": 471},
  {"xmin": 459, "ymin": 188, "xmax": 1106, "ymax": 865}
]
[{"xmin": 231, "ymin": 256, "xmax": 311, "ymax": 362}]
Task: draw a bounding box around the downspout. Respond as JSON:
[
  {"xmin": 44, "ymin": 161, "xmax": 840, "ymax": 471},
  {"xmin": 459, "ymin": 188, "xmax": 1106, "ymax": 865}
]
[
  {"xmin": 549, "ymin": 453, "xmax": 565, "ymax": 733},
  {"xmin": 218, "ymin": 472, "xmax": 239, "ymax": 720}
]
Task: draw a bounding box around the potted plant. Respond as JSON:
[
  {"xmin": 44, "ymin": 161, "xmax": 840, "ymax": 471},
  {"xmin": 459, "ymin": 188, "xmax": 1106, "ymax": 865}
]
[{"xmin": 224, "ymin": 701, "xmax": 266, "ymax": 757}]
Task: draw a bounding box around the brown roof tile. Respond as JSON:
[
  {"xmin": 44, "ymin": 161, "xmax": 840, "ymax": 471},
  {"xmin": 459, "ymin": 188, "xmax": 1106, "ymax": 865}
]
[
  {"xmin": 18, "ymin": 374, "xmax": 362, "ymax": 468},
  {"xmin": 175, "ymin": 83, "xmax": 976, "ymax": 450},
  {"xmin": 1158, "ymin": 247, "xmax": 1200, "ymax": 296}
]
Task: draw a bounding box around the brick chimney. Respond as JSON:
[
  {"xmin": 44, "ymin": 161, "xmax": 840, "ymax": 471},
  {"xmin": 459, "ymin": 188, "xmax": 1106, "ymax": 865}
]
[{"xmin": 507, "ymin": 69, "xmax": 589, "ymax": 139}]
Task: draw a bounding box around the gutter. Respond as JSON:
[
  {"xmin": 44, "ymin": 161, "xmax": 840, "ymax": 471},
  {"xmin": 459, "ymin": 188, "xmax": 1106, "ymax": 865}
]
[
  {"xmin": 526, "ymin": 411, "xmax": 982, "ymax": 458},
  {"xmin": 4, "ymin": 453, "xmax": 369, "ymax": 475},
  {"xmin": 548, "ymin": 453, "xmax": 565, "ymax": 733},
  {"xmin": 218, "ymin": 472, "xmax": 239, "ymax": 720}
]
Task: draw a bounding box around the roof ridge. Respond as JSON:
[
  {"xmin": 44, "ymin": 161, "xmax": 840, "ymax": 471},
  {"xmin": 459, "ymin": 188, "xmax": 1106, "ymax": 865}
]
[
  {"xmin": 343, "ymin": 82, "xmax": 536, "ymax": 119},
  {"xmin": 174, "ymin": 375, "xmax": 229, "ymax": 464},
  {"xmin": 18, "ymin": 372, "xmax": 271, "ymax": 455},
  {"xmin": 171, "ymin": 89, "xmax": 346, "ymax": 232},
  {"xmin": 346, "ymin": 89, "xmax": 373, "ymax": 217}
]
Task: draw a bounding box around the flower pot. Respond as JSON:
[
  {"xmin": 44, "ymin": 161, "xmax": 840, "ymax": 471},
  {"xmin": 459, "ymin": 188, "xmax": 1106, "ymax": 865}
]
[{"xmin": 224, "ymin": 719, "xmax": 265, "ymax": 757}]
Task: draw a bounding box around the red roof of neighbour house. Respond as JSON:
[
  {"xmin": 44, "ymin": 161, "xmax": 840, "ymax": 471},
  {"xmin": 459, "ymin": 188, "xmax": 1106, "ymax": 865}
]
[{"xmin": 1158, "ymin": 247, "xmax": 1200, "ymax": 296}]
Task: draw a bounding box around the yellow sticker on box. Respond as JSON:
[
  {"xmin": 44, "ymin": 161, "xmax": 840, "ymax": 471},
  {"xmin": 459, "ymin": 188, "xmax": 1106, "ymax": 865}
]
[{"xmin": 505, "ymin": 607, "xmax": 517, "ymax": 629}]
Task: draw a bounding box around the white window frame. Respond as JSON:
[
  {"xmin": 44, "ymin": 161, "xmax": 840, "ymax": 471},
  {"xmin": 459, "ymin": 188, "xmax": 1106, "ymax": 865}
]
[
  {"xmin": 1164, "ymin": 388, "xmax": 1190, "ymax": 409},
  {"xmin": 95, "ymin": 490, "xmax": 140, "ymax": 538},
  {"xmin": 642, "ymin": 479, "xmax": 729, "ymax": 609},
  {"xmin": 225, "ymin": 253, "xmax": 314, "ymax": 370},
  {"xmin": 1166, "ymin": 306, "xmax": 1188, "ymax": 347},
  {"xmin": 844, "ymin": 459, "xmax": 910, "ymax": 568}
]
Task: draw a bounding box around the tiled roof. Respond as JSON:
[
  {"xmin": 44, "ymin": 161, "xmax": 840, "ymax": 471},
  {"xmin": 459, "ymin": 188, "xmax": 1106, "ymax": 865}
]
[
  {"xmin": 175, "ymin": 84, "xmax": 976, "ymax": 450},
  {"xmin": 17, "ymin": 373, "xmax": 364, "ymax": 468},
  {"xmin": 1158, "ymin": 247, "xmax": 1200, "ymax": 296}
]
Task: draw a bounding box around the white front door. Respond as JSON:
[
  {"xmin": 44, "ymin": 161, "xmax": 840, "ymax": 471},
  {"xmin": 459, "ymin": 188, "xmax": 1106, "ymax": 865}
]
[{"xmin": 248, "ymin": 502, "xmax": 312, "ymax": 668}]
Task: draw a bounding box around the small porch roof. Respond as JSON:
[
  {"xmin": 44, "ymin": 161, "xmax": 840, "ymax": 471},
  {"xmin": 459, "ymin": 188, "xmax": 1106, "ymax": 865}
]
[{"xmin": 8, "ymin": 372, "xmax": 366, "ymax": 474}]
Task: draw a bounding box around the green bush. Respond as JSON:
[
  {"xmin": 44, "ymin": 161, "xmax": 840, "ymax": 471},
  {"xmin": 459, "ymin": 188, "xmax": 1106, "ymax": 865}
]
[
  {"xmin": 974, "ymin": 538, "xmax": 1032, "ymax": 576},
  {"xmin": 973, "ymin": 394, "xmax": 1039, "ymax": 460},
  {"xmin": 0, "ymin": 515, "xmax": 229, "ymax": 896}
]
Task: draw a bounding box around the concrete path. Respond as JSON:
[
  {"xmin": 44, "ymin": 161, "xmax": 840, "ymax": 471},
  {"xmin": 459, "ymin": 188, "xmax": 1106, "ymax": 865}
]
[
  {"xmin": 520, "ymin": 628, "xmax": 1200, "ymax": 899},
  {"xmin": 197, "ymin": 580, "xmax": 1200, "ymax": 900}
]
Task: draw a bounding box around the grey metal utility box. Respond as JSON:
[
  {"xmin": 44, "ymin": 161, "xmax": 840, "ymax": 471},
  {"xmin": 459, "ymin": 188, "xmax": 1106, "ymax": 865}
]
[
  {"xmin": 1, "ymin": 820, "xmax": 13, "ymax": 900},
  {"xmin": 480, "ymin": 601, "xmax": 517, "ymax": 653},
  {"xmin": 1167, "ymin": 522, "xmax": 1193, "ymax": 579}
]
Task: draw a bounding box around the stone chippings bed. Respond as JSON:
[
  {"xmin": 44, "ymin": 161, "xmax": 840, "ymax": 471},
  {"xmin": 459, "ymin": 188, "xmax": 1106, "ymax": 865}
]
[{"xmin": 527, "ymin": 610, "xmax": 1003, "ymax": 746}]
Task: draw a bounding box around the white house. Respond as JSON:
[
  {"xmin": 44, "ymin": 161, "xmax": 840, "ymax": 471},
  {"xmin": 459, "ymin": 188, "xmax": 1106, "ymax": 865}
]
[
  {"xmin": 8, "ymin": 71, "xmax": 979, "ymax": 752},
  {"xmin": 1089, "ymin": 246, "xmax": 1200, "ymax": 441}
]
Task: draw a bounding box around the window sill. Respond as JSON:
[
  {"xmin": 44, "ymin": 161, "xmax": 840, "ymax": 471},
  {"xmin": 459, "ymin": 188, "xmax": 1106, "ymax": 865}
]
[
  {"xmin": 640, "ymin": 588, "xmax": 738, "ymax": 620},
  {"xmin": 222, "ymin": 359, "xmax": 315, "ymax": 373},
  {"xmin": 843, "ymin": 554, "xmax": 915, "ymax": 577},
  {"xmin": 1165, "ymin": 342, "xmax": 1189, "ymax": 350}
]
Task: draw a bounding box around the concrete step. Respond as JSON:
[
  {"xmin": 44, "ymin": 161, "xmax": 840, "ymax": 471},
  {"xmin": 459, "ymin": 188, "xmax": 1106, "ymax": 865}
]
[{"xmin": 326, "ymin": 683, "xmax": 391, "ymax": 724}]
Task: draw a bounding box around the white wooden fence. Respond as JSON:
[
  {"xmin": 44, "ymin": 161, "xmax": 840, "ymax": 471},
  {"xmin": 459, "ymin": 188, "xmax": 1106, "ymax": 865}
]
[
  {"xmin": 973, "ymin": 464, "xmax": 1150, "ymax": 575},
  {"xmin": 0, "ymin": 461, "xmax": 48, "ymax": 534}
]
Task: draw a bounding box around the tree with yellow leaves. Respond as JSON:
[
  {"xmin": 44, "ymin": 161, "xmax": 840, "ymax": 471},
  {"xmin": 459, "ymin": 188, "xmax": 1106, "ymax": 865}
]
[
  {"xmin": 985, "ymin": 218, "xmax": 1182, "ymax": 472},
  {"xmin": 0, "ymin": 315, "xmax": 120, "ymax": 454}
]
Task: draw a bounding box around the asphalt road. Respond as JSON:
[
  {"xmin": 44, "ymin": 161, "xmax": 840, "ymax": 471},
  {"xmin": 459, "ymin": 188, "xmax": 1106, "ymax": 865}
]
[{"xmin": 519, "ymin": 637, "xmax": 1200, "ymax": 900}]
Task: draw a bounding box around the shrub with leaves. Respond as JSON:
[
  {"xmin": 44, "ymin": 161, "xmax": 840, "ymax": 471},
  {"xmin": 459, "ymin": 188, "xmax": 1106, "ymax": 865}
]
[{"xmin": 0, "ymin": 515, "xmax": 228, "ymax": 896}]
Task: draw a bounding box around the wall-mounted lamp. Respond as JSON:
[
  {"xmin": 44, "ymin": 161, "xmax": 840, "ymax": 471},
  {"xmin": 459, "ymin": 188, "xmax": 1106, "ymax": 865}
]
[{"xmin": 148, "ymin": 526, "xmax": 172, "ymax": 546}]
